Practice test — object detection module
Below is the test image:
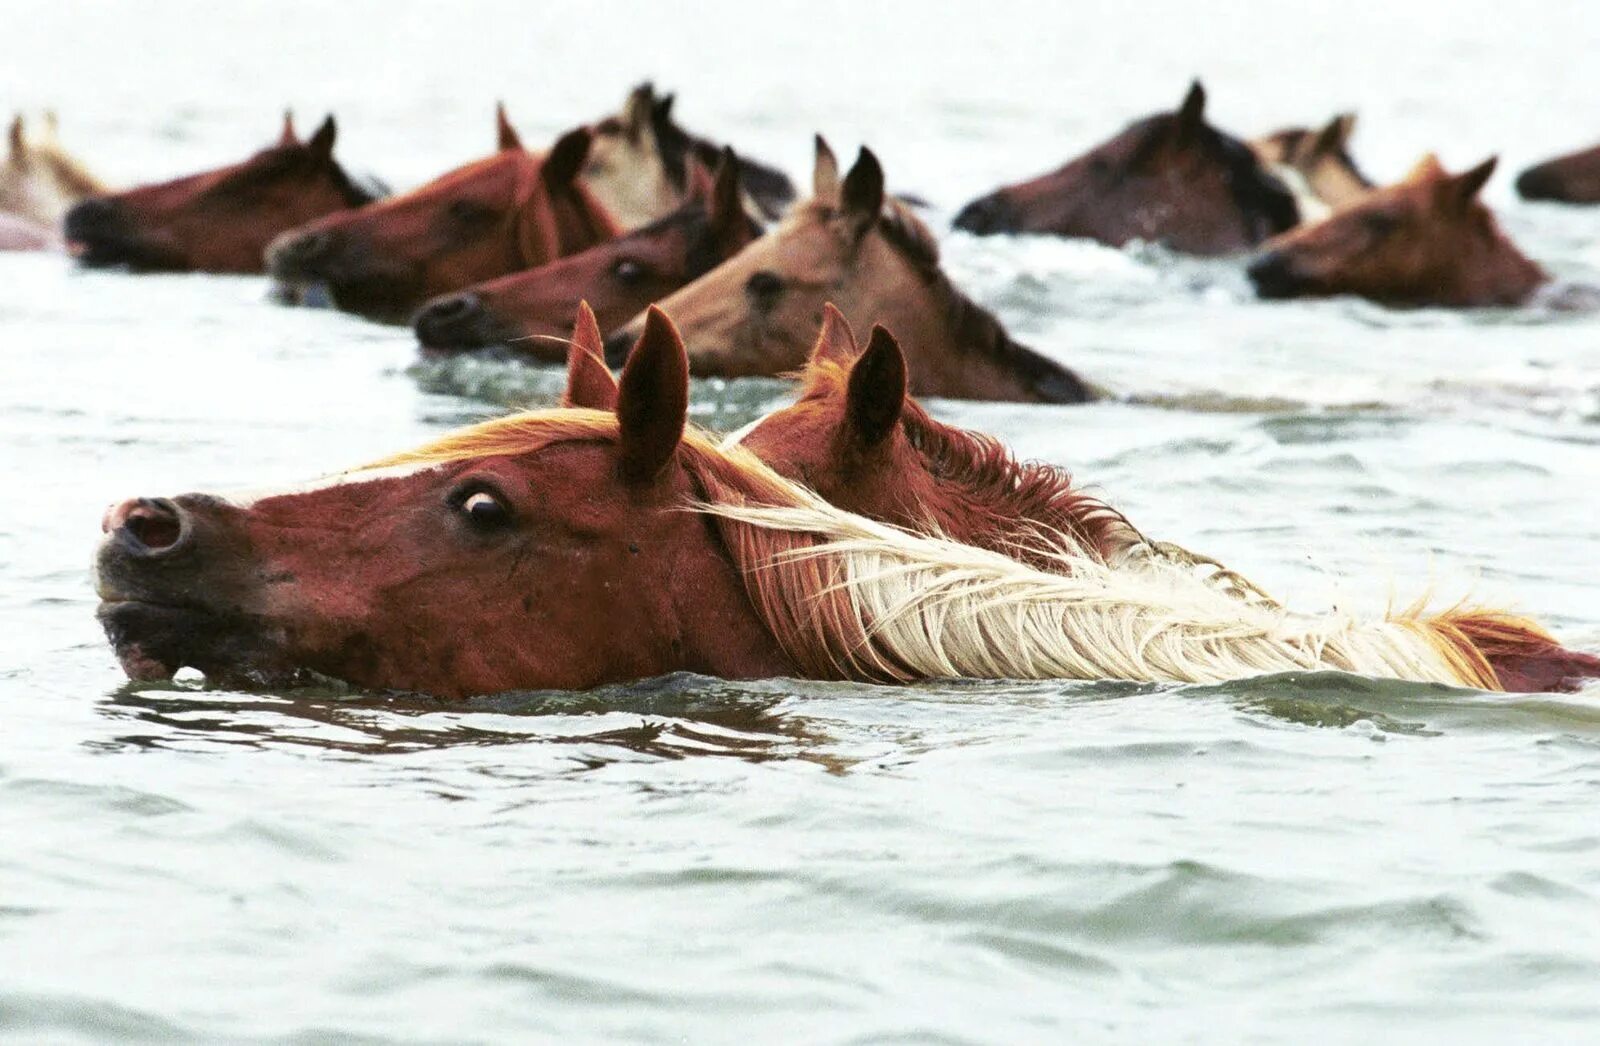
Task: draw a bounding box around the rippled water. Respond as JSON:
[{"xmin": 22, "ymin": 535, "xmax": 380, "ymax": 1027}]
[{"xmin": 5, "ymin": 1, "xmax": 1600, "ymax": 1040}]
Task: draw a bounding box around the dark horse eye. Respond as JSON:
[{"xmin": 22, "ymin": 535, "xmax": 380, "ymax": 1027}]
[
  {"xmin": 447, "ymin": 199, "xmax": 496, "ymax": 226},
  {"xmin": 1362, "ymin": 212, "xmax": 1401, "ymax": 239},
  {"xmin": 455, "ymin": 488, "xmax": 513, "ymax": 529},
  {"xmin": 746, "ymin": 270, "xmax": 785, "ymax": 302},
  {"xmin": 612, "ymin": 259, "xmax": 646, "ymax": 284}
]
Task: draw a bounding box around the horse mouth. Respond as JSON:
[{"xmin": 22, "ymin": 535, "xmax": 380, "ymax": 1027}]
[
  {"xmin": 266, "ymin": 269, "xmax": 419, "ymax": 324},
  {"xmin": 66, "ymin": 233, "xmax": 186, "ymax": 272},
  {"xmin": 95, "ymin": 597, "xmax": 292, "ymax": 688}
]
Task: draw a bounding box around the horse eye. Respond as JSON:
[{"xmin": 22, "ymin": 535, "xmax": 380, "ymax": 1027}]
[
  {"xmin": 457, "ymin": 489, "xmax": 513, "ymax": 528},
  {"xmin": 612, "ymin": 259, "xmax": 647, "ymax": 284},
  {"xmin": 448, "ymin": 200, "xmax": 495, "ymax": 225},
  {"xmin": 1363, "ymin": 212, "xmax": 1400, "ymax": 239},
  {"xmin": 746, "ymin": 270, "xmax": 785, "ymax": 301}
]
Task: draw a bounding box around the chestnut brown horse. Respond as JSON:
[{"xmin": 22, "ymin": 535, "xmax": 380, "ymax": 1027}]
[
  {"xmin": 604, "ymin": 137, "xmax": 1093, "ymax": 404},
  {"xmin": 3, "ymin": 112, "xmax": 107, "ymax": 228},
  {"xmin": 64, "ymin": 113, "xmax": 380, "ymax": 272},
  {"xmin": 1248, "ymin": 155, "xmax": 1546, "ymax": 307},
  {"xmin": 583, "ymin": 83, "xmax": 796, "ymax": 228},
  {"xmin": 953, "ymin": 81, "xmax": 1299, "ymax": 255},
  {"xmin": 267, "ymin": 110, "xmax": 618, "ymax": 322},
  {"xmin": 1517, "ymin": 140, "xmax": 1600, "ymax": 203},
  {"xmin": 413, "ymin": 147, "xmax": 760, "ymax": 359},
  {"xmin": 1251, "ymin": 113, "xmax": 1373, "ymax": 219},
  {"xmin": 96, "ymin": 308, "xmax": 1600, "ymax": 697}
]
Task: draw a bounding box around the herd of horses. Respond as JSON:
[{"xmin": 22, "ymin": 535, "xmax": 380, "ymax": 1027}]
[{"xmin": 21, "ymin": 80, "xmax": 1597, "ymax": 697}]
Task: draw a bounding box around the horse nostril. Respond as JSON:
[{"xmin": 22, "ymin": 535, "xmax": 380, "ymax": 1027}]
[
  {"xmin": 602, "ymin": 328, "xmax": 636, "ymax": 368},
  {"xmin": 106, "ymin": 497, "xmax": 189, "ymax": 558},
  {"xmin": 953, "ymin": 195, "xmax": 1013, "ymax": 235},
  {"xmin": 413, "ymin": 293, "xmax": 485, "ymax": 349},
  {"xmin": 1246, "ymin": 250, "xmax": 1304, "ymax": 299},
  {"xmin": 64, "ymin": 197, "xmax": 120, "ymax": 238},
  {"xmin": 432, "ymin": 294, "xmax": 477, "ymax": 320},
  {"xmin": 284, "ymin": 230, "xmax": 332, "ymax": 260}
]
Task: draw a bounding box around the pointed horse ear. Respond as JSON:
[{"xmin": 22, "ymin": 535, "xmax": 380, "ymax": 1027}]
[
  {"xmin": 563, "ymin": 301, "xmax": 620, "ymax": 411},
  {"xmin": 542, "ymin": 127, "xmax": 591, "ymax": 189},
  {"xmin": 1437, "ymin": 156, "xmax": 1497, "ymax": 214},
  {"xmin": 495, "ymin": 102, "xmax": 522, "ymax": 151},
  {"xmin": 1171, "ymin": 79, "xmax": 1207, "ymax": 145},
  {"xmin": 616, "ymin": 306, "xmax": 689, "ymax": 482},
  {"xmin": 809, "ymin": 303, "xmax": 860, "ymax": 367},
  {"xmin": 278, "ymin": 109, "xmax": 299, "ymax": 146},
  {"xmin": 8, "ymin": 114, "xmax": 25, "ymax": 165},
  {"xmin": 1406, "ymin": 152, "xmax": 1446, "ymax": 183},
  {"xmin": 623, "ymin": 82, "xmax": 654, "ymax": 142},
  {"xmin": 652, "ymin": 92, "xmax": 676, "ymax": 126},
  {"xmin": 1312, "ymin": 112, "xmax": 1356, "ymax": 156},
  {"xmin": 307, "ymin": 115, "xmax": 337, "ymax": 160},
  {"xmin": 846, "ymin": 325, "xmax": 907, "ymax": 447},
  {"xmin": 813, "ymin": 134, "xmax": 840, "ymax": 203},
  {"xmin": 840, "ymin": 146, "xmax": 885, "ymax": 238},
  {"xmin": 684, "ymin": 152, "xmax": 716, "ymax": 203},
  {"xmin": 708, "ymin": 146, "xmax": 755, "ymax": 258}
]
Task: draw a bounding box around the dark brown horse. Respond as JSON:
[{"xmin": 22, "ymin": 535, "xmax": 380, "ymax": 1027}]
[
  {"xmin": 1517, "ymin": 141, "xmax": 1600, "ymax": 203},
  {"xmin": 605, "ymin": 138, "xmax": 1093, "ymax": 404},
  {"xmin": 267, "ymin": 111, "xmax": 618, "ymax": 322},
  {"xmin": 63, "ymin": 113, "xmax": 380, "ymax": 272},
  {"xmin": 1248, "ymin": 155, "xmax": 1546, "ymax": 307},
  {"xmin": 413, "ymin": 147, "xmax": 759, "ymax": 359},
  {"xmin": 953, "ymin": 81, "xmax": 1299, "ymax": 255}
]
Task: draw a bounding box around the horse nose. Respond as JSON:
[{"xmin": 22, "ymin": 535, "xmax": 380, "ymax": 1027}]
[
  {"xmin": 103, "ymin": 497, "xmax": 191, "ymax": 559},
  {"xmin": 602, "ymin": 327, "xmax": 637, "ymax": 367},
  {"xmin": 952, "ymin": 194, "xmax": 1017, "ymax": 235},
  {"xmin": 274, "ymin": 229, "xmax": 334, "ymax": 264},
  {"xmin": 1514, "ymin": 165, "xmax": 1561, "ymax": 202},
  {"xmin": 1246, "ymin": 250, "xmax": 1306, "ymax": 299},
  {"xmin": 63, "ymin": 197, "xmax": 122, "ymax": 239},
  {"xmin": 413, "ymin": 292, "xmax": 486, "ymax": 350}
]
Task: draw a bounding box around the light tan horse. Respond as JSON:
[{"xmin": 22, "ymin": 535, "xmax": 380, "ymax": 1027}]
[
  {"xmin": 605, "ymin": 137, "xmax": 1093, "ymax": 404},
  {"xmin": 1, "ymin": 113, "xmax": 107, "ymax": 227},
  {"xmin": 1251, "ymin": 113, "xmax": 1373, "ymax": 220}
]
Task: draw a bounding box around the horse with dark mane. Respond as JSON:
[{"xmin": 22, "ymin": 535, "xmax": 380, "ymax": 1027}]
[
  {"xmin": 604, "ymin": 137, "xmax": 1093, "ymax": 404},
  {"xmin": 1248, "ymin": 155, "xmax": 1546, "ymax": 307},
  {"xmin": 64, "ymin": 112, "xmax": 380, "ymax": 272},
  {"xmin": 413, "ymin": 147, "xmax": 759, "ymax": 358},
  {"xmin": 953, "ymin": 81, "xmax": 1299, "ymax": 254},
  {"xmin": 94, "ymin": 307, "xmax": 1600, "ymax": 697},
  {"xmin": 267, "ymin": 108, "xmax": 618, "ymax": 322}
]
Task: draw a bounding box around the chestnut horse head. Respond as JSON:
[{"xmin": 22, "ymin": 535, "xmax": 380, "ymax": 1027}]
[
  {"xmin": 267, "ymin": 109, "xmax": 619, "ymax": 322},
  {"xmin": 952, "ymin": 81, "xmax": 1299, "ymax": 255},
  {"xmin": 94, "ymin": 307, "xmax": 797, "ymax": 697},
  {"xmin": 1251, "ymin": 113, "xmax": 1373, "ymax": 219},
  {"xmin": 64, "ymin": 113, "xmax": 378, "ymax": 272},
  {"xmin": 604, "ymin": 138, "xmax": 1093, "ymax": 404},
  {"xmin": 413, "ymin": 147, "xmax": 760, "ymax": 359},
  {"xmin": 1248, "ymin": 155, "xmax": 1547, "ymax": 307},
  {"xmin": 1516, "ymin": 141, "xmax": 1600, "ymax": 203},
  {"xmin": 583, "ymin": 82, "xmax": 798, "ymax": 228},
  {"xmin": 2, "ymin": 112, "xmax": 107, "ymax": 226}
]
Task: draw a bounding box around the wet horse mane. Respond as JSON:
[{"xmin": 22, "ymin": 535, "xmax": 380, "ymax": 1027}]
[
  {"xmin": 216, "ymin": 142, "xmax": 379, "ymax": 209},
  {"xmin": 353, "ymin": 407, "xmax": 1561, "ymax": 693},
  {"xmin": 1167, "ymin": 116, "xmax": 1302, "ymax": 240}
]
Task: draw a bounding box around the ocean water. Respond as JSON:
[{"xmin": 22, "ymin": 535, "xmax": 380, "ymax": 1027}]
[{"xmin": 3, "ymin": 1, "xmax": 1600, "ymax": 1041}]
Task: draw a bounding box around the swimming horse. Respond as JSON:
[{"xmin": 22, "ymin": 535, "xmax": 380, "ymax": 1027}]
[
  {"xmin": 603, "ymin": 136, "xmax": 1094, "ymax": 404},
  {"xmin": 1516, "ymin": 138, "xmax": 1600, "ymax": 203},
  {"xmin": 267, "ymin": 106, "xmax": 618, "ymax": 322},
  {"xmin": 64, "ymin": 112, "xmax": 382, "ymax": 272},
  {"xmin": 1250, "ymin": 113, "xmax": 1373, "ymax": 220},
  {"xmin": 95, "ymin": 308, "xmax": 1600, "ymax": 698},
  {"xmin": 412, "ymin": 147, "xmax": 760, "ymax": 359},
  {"xmin": 952, "ymin": 81, "xmax": 1299, "ymax": 255},
  {"xmin": 2, "ymin": 112, "xmax": 107, "ymax": 248},
  {"xmin": 1248, "ymin": 155, "xmax": 1547, "ymax": 307}
]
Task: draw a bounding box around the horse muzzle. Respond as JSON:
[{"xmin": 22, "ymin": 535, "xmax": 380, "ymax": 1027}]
[
  {"xmin": 412, "ymin": 291, "xmax": 518, "ymax": 352},
  {"xmin": 1246, "ymin": 250, "xmax": 1318, "ymax": 300}
]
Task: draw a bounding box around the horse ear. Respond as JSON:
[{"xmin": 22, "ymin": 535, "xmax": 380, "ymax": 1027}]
[
  {"xmin": 307, "ymin": 116, "xmax": 337, "ymax": 159},
  {"xmin": 1174, "ymin": 80, "xmax": 1207, "ymax": 142},
  {"xmin": 7, "ymin": 114, "xmax": 24, "ymax": 165},
  {"xmin": 840, "ymin": 147, "xmax": 885, "ymax": 235},
  {"xmin": 684, "ymin": 152, "xmax": 716, "ymax": 203},
  {"xmin": 563, "ymin": 301, "xmax": 620, "ymax": 411},
  {"xmin": 623, "ymin": 83, "xmax": 654, "ymax": 142},
  {"xmin": 542, "ymin": 127, "xmax": 591, "ymax": 188},
  {"xmin": 1312, "ymin": 112, "xmax": 1355, "ymax": 155},
  {"xmin": 813, "ymin": 135, "xmax": 840, "ymax": 203},
  {"xmin": 810, "ymin": 303, "xmax": 860, "ymax": 366},
  {"xmin": 1406, "ymin": 153, "xmax": 1445, "ymax": 183},
  {"xmin": 708, "ymin": 146, "xmax": 756, "ymax": 258},
  {"xmin": 845, "ymin": 325, "xmax": 907, "ymax": 447},
  {"xmin": 653, "ymin": 93, "xmax": 676, "ymax": 126},
  {"xmin": 278, "ymin": 109, "xmax": 299, "ymax": 146},
  {"xmin": 43, "ymin": 110, "xmax": 58, "ymax": 139},
  {"xmin": 1437, "ymin": 156, "xmax": 1497, "ymax": 214},
  {"xmin": 495, "ymin": 102, "xmax": 522, "ymax": 151},
  {"xmin": 616, "ymin": 306, "xmax": 689, "ymax": 482}
]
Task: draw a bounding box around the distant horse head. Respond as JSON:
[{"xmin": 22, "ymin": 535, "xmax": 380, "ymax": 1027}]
[
  {"xmin": 583, "ymin": 82, "xmax": 798, "ymax": 228},
  {"xmin": 413, "ymin": 147, "xmax": 760, "ymax": 358},
  {"xmin": 267, "ymin": 109, "xmax": 618, "ymax": 322},
  {"xmin": 1516, "ymin": 141, "xmax": 1600, "ymax": 203},
  {"xmin": 64, "ymin": 112, "xmax": 378, "ymax": 272},
  {"xmin": 1, "ymin": 112, "xmax": 107, "ymax": 226},
  {"xmin": 1248, "ymin": 155, "xmax": 1546, "ymax": 307},
  {"xmin": 604, "ymin": 137, "xmax": 1093, "ymax": 404},
  {"xmin": 1251, "ymin": 113, "xmax": 1372, "ymax": 218},
  {"xmin": 953, "ymin": 81, "xmax": 1298, "ymax": 255}
]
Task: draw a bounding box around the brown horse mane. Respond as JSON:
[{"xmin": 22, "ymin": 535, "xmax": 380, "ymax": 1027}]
[
  {"xmin": 214, "ymin": 142, "xmax": 379, "ymax": 208},
  {"xmin": 873, "ymin": 200, "xmax": 1087, "ymax": 402}
]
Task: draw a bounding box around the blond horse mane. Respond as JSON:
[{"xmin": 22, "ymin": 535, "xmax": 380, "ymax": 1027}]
[{"xmin": 359, "ymin": 408, "xmax": 1515, "ymax": 692}]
